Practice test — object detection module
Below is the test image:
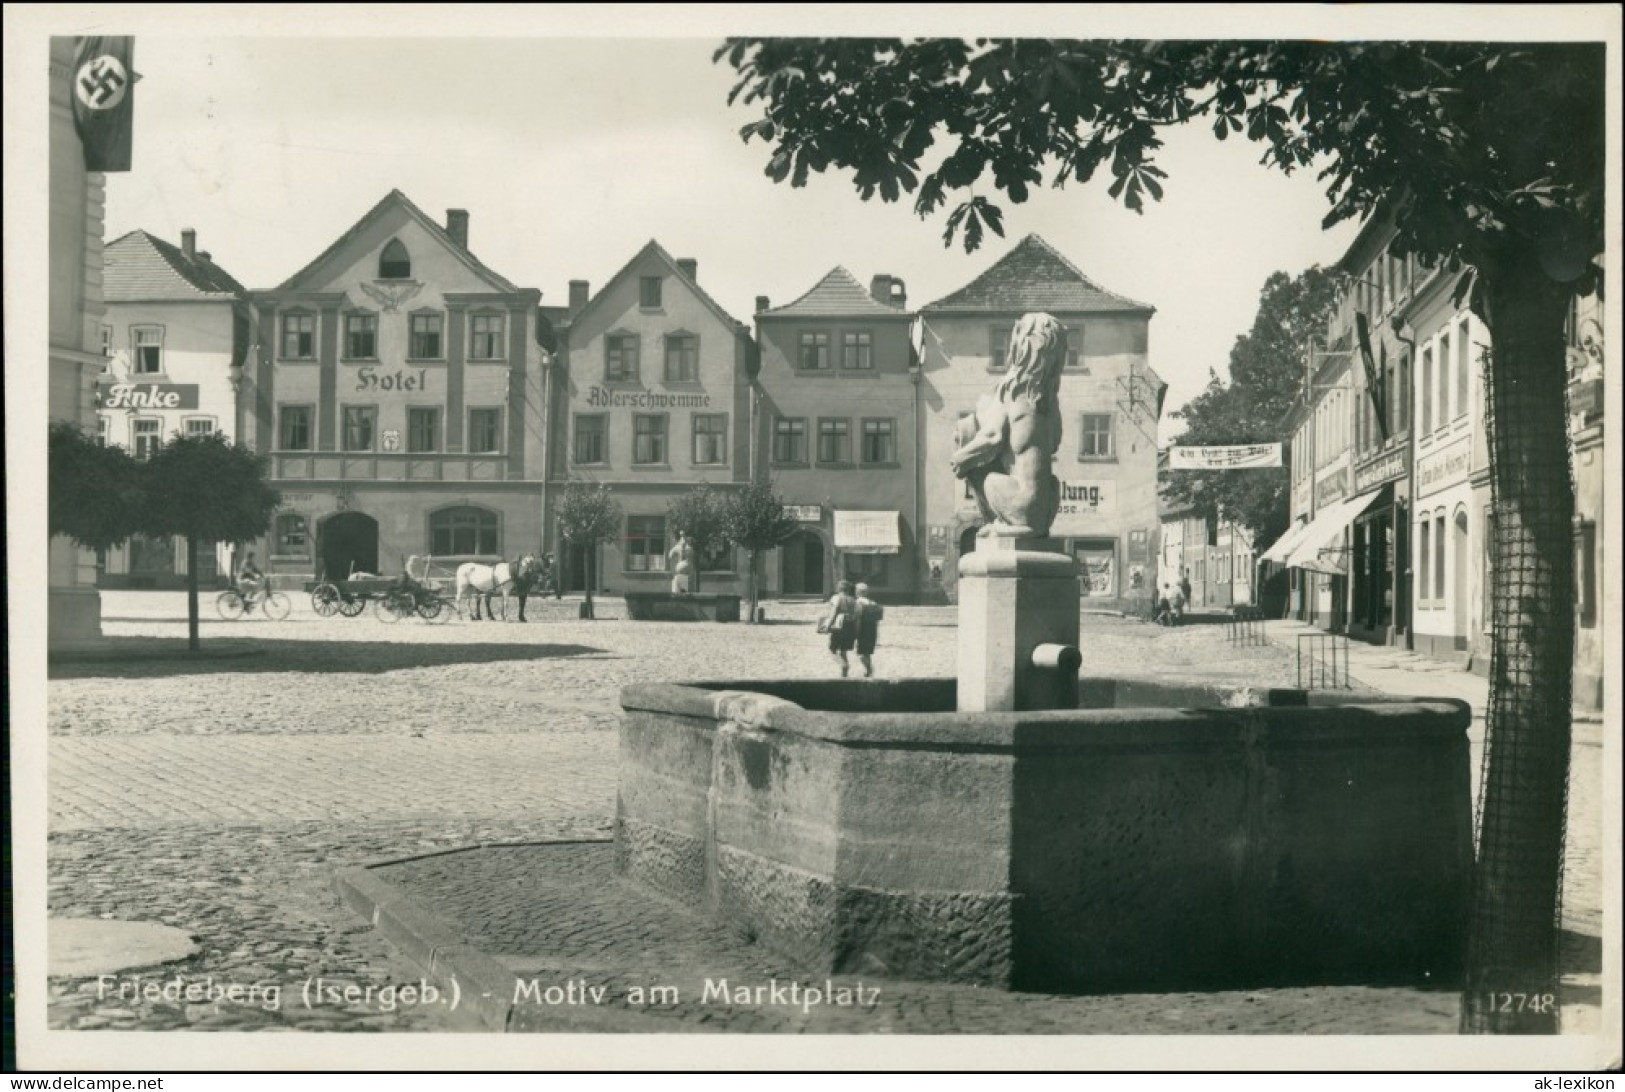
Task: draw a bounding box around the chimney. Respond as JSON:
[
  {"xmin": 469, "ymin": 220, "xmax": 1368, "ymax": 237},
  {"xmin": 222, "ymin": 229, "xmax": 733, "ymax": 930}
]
[
  {"xmin": 676, "ymin": 258, "xmax": 698, "ymax": 282},
  {"xmin": 198, "ymin": 251, "xmax": 212, "ymax": 262},
  {"xmin": 889, "ymin": 278, "xmax": 907, "ymax": 311},
  {"xmin": 181, "ymin": 229, "xmax": 197, "ymax": 259},
  {"xmin": 569, "ymin": 280, "xmax": 590, "ymax": 312},
  {"xmin": 446, "ymin": 209, "xmax": 469, "ymax": 249},
  {"xmin": 755, "ymin": 295, "xmax": 771, "ymax": 314},
  {"xmin": 870, "ymin": 274, "xmax": 894, "ymax": 306}
]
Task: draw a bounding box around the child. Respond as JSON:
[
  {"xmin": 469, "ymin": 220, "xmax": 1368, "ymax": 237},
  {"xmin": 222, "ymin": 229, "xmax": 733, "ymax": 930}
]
[
  {"xmin": 820, "ymin": 580, "xmax": 859, "ymax": 677},
  {"xmin": 854, "ymin": 582, "xmax": 885, "ymax": 677}
]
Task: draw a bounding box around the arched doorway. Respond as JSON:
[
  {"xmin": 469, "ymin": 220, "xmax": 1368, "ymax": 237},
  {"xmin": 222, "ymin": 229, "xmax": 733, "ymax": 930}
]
[
  {"xmin": 780, "ymin": 530, "xmax": 826, "ymax": 596},
  {"xmin": 318, "ymin": 511, "xmax": 379, "ymax": 580},
  {"xmin": 1452, "ymin": 507, "xmax": 1469, "ymax": 645}
]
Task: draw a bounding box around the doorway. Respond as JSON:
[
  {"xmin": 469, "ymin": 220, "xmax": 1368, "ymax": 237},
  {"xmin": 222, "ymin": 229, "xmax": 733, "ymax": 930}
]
[
  {"xmin": 780, "ymin": 530, "xmax": 826, "ymax": 596},
  {"xmin": 561, "ymin": 541, "xmax": 593, "ymax": 594},
  {"xmin": 318, "ymin": 511, "xmax": 379, "ymax": 581}
]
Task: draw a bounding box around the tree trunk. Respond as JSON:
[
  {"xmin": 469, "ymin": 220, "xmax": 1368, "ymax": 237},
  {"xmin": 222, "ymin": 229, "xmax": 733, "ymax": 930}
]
[
  {"xmin": 1459, "ymin": 257, "xmax": 1577, "ymax": 1035},
  {"xmin": 583, "ymin": 542, "xmax": 595, "ymax": 619},
  {"xmin": 748, "ymin": 548, "xmax": 760, "ymax": 623},
  {"xmin": 186, "ymin": 534, "xmax": 201, "ymax": 653}
]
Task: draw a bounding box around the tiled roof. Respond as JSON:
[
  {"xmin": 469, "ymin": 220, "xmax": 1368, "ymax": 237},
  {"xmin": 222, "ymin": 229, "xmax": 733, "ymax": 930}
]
[
  {"xmin": 923, "ymin": 234, "xmax": 1154, "ymax": 314},
  {"xmin": 104, "ymin": 230, "xmax": 246, "ymax": 301},
  {"xmin": 762, "ymin": 266, "xmax": 908, "ymax": 317},
  {"xmin": 275, "ymin": 189, "xmax": 518, "ymax": 294}
]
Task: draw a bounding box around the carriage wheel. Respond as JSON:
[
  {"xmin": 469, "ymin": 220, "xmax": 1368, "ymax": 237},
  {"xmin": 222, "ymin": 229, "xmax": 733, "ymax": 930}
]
[
  {"xmin": 215, "ymin": 590, "xmax": 246, "ymax": 621},
  {"xmin": 416, "ymin": 597, "xmax": 445, "ymax": 623},
  {"xmin": 375, "ymin": 594, "xmax": 407, "ymax": 623},
  {"xmin": 262, "ymin": 592, "xmax": 292, "ymax": 621},
  {"xmin": 337, "ymin": 595, "xmax": 366, "ymax": 618},
  {"xmin": 310, "ymin": 583, "xmax": 342, "ymax": 617}
]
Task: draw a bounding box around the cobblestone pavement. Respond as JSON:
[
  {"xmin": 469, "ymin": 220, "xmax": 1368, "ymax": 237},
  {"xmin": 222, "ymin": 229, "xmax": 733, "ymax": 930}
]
[{"xmin": 41, "ymin": 591, "xmax": 1606, "ymax": 1037}]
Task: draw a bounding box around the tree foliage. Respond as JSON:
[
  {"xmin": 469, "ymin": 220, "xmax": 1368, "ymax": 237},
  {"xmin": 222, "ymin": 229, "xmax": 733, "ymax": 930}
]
[
  {"xmin": 1164, "ymin": 267, "xmax": 1340, "ymax": 546},
  {"xmin": 666, "ymin": 483, "xmax": 728, "ymax": 593},
  {"xmin": 554, "ymin": 481, "xmax": 623, "ymax": 614},
  {"xmin": 723, "ymin": 479, "xmax": 802, "ymax": 621},
  {"xmin": 48, "ymin": 421, "xmax": 145, "ymax": 551}
]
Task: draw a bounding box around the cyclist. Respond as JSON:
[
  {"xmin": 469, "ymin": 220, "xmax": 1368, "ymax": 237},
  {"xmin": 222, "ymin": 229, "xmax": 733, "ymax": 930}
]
[{"xmin": 236, "ymin": 552, "xmax": 266, "ymax": 610}]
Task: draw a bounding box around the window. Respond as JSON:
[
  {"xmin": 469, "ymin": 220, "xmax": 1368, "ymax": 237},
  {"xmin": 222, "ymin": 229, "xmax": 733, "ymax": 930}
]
[
  {"xmin": 100, "ymin": 324, "xmax": 113, "ymax": 360},
  {"xmin": 470, "ymin": 313, "xmax": 505, "ymax": 360},
  {"xmin": 1079, "ymin": 413, "xmax": 1115, "ymax": 459},
  {"xmin": 344, "ymin": 313, "xmax": 377, "ymax": 360},
  {"xmin": 133, "ymin": 326, "xmax": 163, "ymax": 374},
  {"xmin": 378, "ymin": 239, "xmax": 411, "ymax": 279},
  {"xmin": 573, "ymin": 414, "xmax": 608, "ymax": 465},
  {"xmin": 664, "ymin": 334, "xmax": 698, "ymax": 382},
  {"xmin": 1482, "ymin": 507, "xmax": 1495, "ymax": 633},
  {"xmin": 97, "ymin": 415, "xmax": 110, "ymax": 446},
  {"xmin": 625, "ymin": 515, "xmax": 668, "ymax": 572},
  {"xmin": 183, "ymin": 417, "xmax": 216, "ymax": 437},
  {"xmin": 1064, "ymin": 326, "xmax": 1086, "ymax": 371},
  {"xmin": 846, "ymin": 554, "xmax": 890, "ymax": 584},
  {"xmin": 1420, "ymin": 346, "xmax": 1433, "ymax": 433},
  {"xmin": 989, "ymin": 325, "xmax": 1014, "ymax": 370},
  {"xmin": 275, "ymin": 514, "xmax": 310, "ymax": 559},
  {"xmin": 1418, "ymin": 518, "xmax": 1431, "ymax": 605},
  {"xmin": 817, "ymin": 418, "xmax": 851, "ymax": 464},
  {"xmin": 1456, "ymin": 319, "xmax": 1471, "ymax": 420},
  {"xmin": 633, "ymin": 414, "xmax": 668, "ymax": 465},
  {"xmin": 281, "ymin": 313, "xmax": 315, "ymax": 360},
  {"xmin": 606, "ymin": 334, "xmax": 640, "ymax": 382},
  {"xmin": 431, "ymin": 507, "xmax": 499, "ymax": 557},
  {"xmin": 1437, "ymin": 330, "xmax": 1451, "ymax": 425},
  {"xmin": 1434, "ymin": 513, "xmax": 1446, "ymax": 601},
  {"xmin": 841, "ymin": 331, "xmax": 873, "ymax": 370},
  {"xmin": 692, "ymin": 413, "xmax": 727, "ymax": 465},
  {"xmin": 773, "ymin": 417, "xmax": 807, "ymax": 464},
  {"xmin": 798, "ymin": 332, "xmax": 830, "ymax": 371},
  {"xmin": 640, "ymin": 276, "xmax": 663, "ymax": 309},
  {"xmin": 278, "ymin": 405, "xmax": 312, "ymax": 451},
  {"xmin": 1575, "ymin": 520, "xmax": 1597, "ymax": 627},
  {"xmin": 700, "ymin": 539, "xmax": 734, "ymax": 573},
  {"xmin": 861, "ymin": 418, "xmax": 895, "ymax": 465},
  {"xmin": 407, "ymin": 407, "xmax": 441, "ymax": 453},
  {"xmin": 408, "ymin": 312, "xmax": 443, "ymax": 360},
  {"xmin": 342, "ymin": 406, "xmax": 376, "ymax": 451},
  {"xmin": 468, "ymin": 408, "xmax": 502, "ymax": 455},
  {"xmin": 132, "ymin": 418, "xmax": 162, "ymax": 460},
  {"xmin": 1395, "ymin": 350, "xmax": 1411, "ymax": 433}
]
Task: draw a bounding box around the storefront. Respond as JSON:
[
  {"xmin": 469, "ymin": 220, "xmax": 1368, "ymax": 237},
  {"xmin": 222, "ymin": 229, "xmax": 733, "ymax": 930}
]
[{"xmin": 1347, "ymin": 441, "xmax": 1410, "ymax": 645}]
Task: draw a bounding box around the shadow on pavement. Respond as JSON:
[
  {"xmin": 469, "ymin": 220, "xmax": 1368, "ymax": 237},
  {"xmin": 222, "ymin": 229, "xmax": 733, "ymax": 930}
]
[
  {"xmin": 1560, "ymin": 927, "xmax": 1601, "ymax": 975},
  {"xmin": 48, "ymin": 638, "xmax": 607, "ymax": 680}
]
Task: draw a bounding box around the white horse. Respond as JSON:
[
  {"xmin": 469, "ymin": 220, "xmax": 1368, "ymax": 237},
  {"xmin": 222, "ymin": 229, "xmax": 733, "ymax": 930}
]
[{"xmin": 455, "ymin": 555, "xmax": 538, "ymax": 621}]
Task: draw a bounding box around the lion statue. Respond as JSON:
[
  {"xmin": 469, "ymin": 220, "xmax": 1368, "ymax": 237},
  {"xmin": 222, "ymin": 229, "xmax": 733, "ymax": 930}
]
[{"xmin": 949, "ymin": 312, "xmax": 1068, "ymax": 537}]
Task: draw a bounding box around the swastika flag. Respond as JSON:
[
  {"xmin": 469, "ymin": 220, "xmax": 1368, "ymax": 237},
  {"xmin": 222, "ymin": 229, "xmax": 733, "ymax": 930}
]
[{"xmin": 71, "ymin": 36, "xmax": 135, "ymax": 172}]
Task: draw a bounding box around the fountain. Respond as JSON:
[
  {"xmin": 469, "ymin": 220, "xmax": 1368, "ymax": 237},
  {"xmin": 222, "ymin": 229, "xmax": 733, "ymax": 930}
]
[{"xmin": 615, "ymin": 315, "xmax": 1472, "ymax": 992}]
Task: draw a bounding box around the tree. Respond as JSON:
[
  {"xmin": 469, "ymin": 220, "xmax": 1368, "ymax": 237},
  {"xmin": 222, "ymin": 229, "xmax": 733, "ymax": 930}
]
[
  {"xmin": 554, "ymin": 481, "xmax": 622, "ymax": 619},
  {"xmin": 722, "ymin": 479, "xmax": 801, "ymax": 622},
  {"xmin": 665, "ymin": 483, "xmax": 728, "ymax": 594},
  {"xmin": 141, "ymin": 432, "xmax": 281, "ymax": 652},
  {"xmin": 720, "ymin": 38, "xmax": 1606, "ymax": 1032},
  {"xmin": 49, "ymin": 421, "xmax": 145, "ymax": 551},
  {"xmin": 1164, "ymin": 267, "xmax": 1340, "ymax": 546}
]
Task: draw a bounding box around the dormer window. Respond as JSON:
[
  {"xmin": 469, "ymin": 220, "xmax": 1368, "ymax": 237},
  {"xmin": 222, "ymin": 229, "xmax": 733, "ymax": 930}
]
[{"xmin": 379, "ymin": 239, "xmax": 411, "ymax": 280}]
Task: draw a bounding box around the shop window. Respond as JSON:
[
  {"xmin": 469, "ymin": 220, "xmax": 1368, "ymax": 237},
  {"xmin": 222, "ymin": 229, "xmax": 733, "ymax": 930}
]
[
  {"xmin": 845, "ymin": 554, "xmax": 890, "ymax": 584},
  {"xmin": 430, "ymin": 506, "xmax": 499, "ymax": 557},
  {"xmin": 700, "ymin": 540, "xmax": 734, "ymax": 573},
  {"xmin": 275, "ymin": 514, "xmax": 311, "ymax": 560},
  {"xmin": 625, "ymin": 515, "xmax": 668, "ymax": 572},
  {"xmin": 1418, "ymin": 518, "xmax": 1431, "ymax": 606}
]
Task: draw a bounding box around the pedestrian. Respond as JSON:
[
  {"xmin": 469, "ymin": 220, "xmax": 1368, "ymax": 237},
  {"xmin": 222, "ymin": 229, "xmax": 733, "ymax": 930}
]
[
  {"xmin": 1180, "ymin": 569, "xmax": 1192, "ymax": 607},
  {"xmin": 668, "ymin": 533, "xmax": 695, "ymax": 595},
  {"xmin": 818, "ymin": 579, "xmax": 859, "ymax": 677},
  {"xmin": 1155, "ymin": 585, "xmax": 1175, "ymax": 626},
  {"xmin": 854, "ymin": 582, "xmax": 885, "ymax": 677}
]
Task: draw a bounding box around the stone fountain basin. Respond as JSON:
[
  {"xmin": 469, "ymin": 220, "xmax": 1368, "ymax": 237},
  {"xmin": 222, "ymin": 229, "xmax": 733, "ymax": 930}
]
[{"xmin": 615, "ymin": 677, "xmax": 1473, "ymax": 994}]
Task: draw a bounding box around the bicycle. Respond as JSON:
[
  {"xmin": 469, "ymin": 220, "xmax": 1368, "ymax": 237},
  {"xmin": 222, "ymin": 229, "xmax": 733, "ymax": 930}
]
[{"xmin": 216, "ymin": 584, "xmax": 292, "ymax": 621}]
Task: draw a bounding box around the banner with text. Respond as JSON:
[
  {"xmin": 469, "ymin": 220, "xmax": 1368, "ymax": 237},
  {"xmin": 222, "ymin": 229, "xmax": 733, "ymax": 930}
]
[{"xmin": 1168, "ymin": 444, "xmax": 1282, "ymax": 470}]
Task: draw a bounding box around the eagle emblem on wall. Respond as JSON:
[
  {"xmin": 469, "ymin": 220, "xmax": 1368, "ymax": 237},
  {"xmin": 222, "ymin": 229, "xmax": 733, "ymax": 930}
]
[{"xmin": 359, "ymin": 281, "xmax": 423, "ymax": 313}]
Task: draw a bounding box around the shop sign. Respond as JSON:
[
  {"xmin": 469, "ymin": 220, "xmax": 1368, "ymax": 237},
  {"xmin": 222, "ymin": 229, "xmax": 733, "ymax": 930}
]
[
  {"xmin": 355, "ymin": 367, "xmax": 430, "ymax": 392},
  {"xmin": 95, "ymin": 382, "xmax": 199, "ymax": 410},
  {"xmin": 1355, "ymin": 444, "xmax": 1409, "ymax": 493},
  {"xmin": 1314, "ymin": 469, "xmax": 1349, "ymax": 507},
  {"xmin": 1417, "ymin": 438, "xmax": 1471, "ymax": 495},
  {"xmin": 1168, "ymin": 443, "xmax": 1281, "ymax": 469},
  {"xmin": 783, "ymin": 505, "xmax": 822, "ymax": 522},
  {"xmin": 586, "ymin": 386, "xmax": 711, "ymax": 409},
  {"xmin": 1052, "ymin": 479, "xmax": 1114, "ymax": 534}
]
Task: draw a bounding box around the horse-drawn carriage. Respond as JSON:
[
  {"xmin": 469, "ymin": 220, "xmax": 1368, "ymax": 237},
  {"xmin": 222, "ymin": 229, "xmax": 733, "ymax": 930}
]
[{"xmin": 309, "ymin": 555, "xmax": 547, "ymax": 622}]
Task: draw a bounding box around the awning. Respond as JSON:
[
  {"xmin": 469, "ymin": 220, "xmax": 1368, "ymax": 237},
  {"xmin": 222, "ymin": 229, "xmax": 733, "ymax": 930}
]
[
  {"xmin": 834, "ymin": 510, "xmax": 902, "ymax": 555},
  {"xmin": 1259, "ymin": 518, "xmax": 1312, "ymax": 566},
  {"xmin": 1285, "ymin": 490, "xmax": 1387, "ymax": 575}
]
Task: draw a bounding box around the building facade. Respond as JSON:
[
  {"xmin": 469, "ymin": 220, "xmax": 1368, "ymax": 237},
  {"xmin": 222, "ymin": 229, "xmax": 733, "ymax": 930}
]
[
  {"xmin": 1280, "ymin": 346, "xmax": 1357, "ymax": 631},
  {"xmin": 245, "ymin": 191, "xmax": 549, "ymax": 585},
  {"xmin": 1566, "ymin": 284, "xmax": 1605, "ymax": 709},
  {"xmin": 754, "ymin": 268, "xmax": 921, "ymax": 602},
  {"xmin": 98, "ymin": 228, "xmax": 249, "ymax": 588},
  {"xmin": 918, "ymin": 235, "xmax": 1164, "ymax": 612},
  {"xmin": 556, "ymin": 242, "xmax": 752, "ymax": 596}
]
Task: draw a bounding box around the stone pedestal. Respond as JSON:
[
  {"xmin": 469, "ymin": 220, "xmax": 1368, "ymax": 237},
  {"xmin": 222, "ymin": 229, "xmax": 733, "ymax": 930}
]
[{"xmin": 955, "ymin": 533, "xmax": 1080, "ymax": 712}]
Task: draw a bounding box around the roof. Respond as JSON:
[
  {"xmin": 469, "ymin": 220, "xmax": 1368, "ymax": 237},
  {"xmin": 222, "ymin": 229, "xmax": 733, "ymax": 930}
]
[
  {"xmin": 275, "ymin": 189, "xmax": 518, "ymax": 294},
  {"xmin": 577, "ymin": 240, "xmax": 748, "ymax": 333},
  {"xmin": 922, "ymin": 234, "xmax": 1154, "ymax": 315},
  {"xmin": 762, "ymin": 266, "xmax": 908, "ymax": 317},
  {"xmin": 104, "ymin": 230, "xmax": 246, "ymax": 301}
]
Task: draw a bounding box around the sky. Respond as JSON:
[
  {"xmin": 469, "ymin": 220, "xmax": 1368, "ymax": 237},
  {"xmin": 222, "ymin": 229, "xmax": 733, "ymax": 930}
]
[{"xmin": 88, "ymin": 27, "xmax": 1381, "ymax": 445}]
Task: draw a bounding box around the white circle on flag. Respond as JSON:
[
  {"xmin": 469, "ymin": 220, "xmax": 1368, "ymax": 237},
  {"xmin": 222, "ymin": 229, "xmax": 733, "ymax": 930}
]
[{"xmin": 75, "ymin": 54, "xmax": 129, "ymax": 112}]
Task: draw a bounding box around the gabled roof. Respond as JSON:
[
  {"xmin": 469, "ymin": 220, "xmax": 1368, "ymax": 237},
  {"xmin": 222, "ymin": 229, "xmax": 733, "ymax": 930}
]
[
  {"xmin": 274, "ymin": 189, "xmax": 518, "ymax": 294},
  {"xmin": 923, "ymin": 234, "xmax": 1154, "ymax": 315},
  {"xmin": 762, "ymin": 266, "xmax": 908, "ymax": 317},
  {"xmin": 577, "ymin": 240, "xmax": 747, "ymax": 333},
  {"xmin": 104, "ymin": 230, "xmax": 246, "ymax": 301}
]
